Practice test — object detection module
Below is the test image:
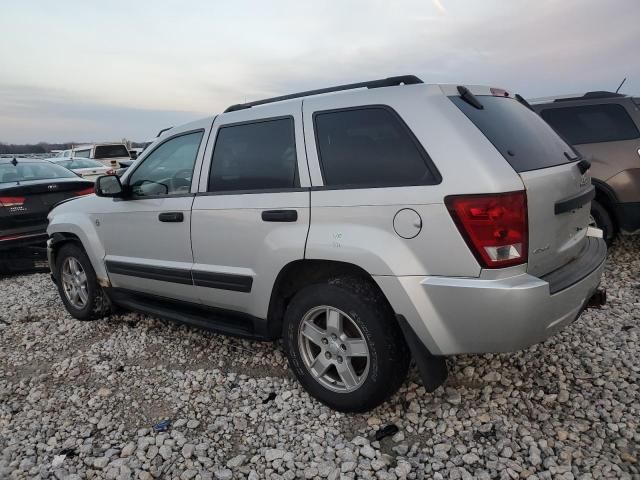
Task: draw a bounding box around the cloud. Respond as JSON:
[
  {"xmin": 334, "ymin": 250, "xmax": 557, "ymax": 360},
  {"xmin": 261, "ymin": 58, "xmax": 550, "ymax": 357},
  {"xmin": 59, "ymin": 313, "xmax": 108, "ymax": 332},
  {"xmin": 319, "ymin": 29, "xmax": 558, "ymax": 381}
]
[
  {"xmin": 0, "ymin": 84, "xmax": 202, "ymax": 144},
  {"xmin": 0, "ymin": 0, "xmax": 638, "ymax": 143},
  {"xmin": 432, "ymin": 0, "xmax": 446, "ymax": 14}
]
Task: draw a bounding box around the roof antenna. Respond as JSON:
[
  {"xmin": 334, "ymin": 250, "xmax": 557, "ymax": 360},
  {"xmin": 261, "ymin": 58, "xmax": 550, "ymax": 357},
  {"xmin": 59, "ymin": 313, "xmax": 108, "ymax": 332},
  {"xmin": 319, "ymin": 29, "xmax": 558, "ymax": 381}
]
[{"xmin": 615, "ymin": 77, "xmax": 627, "ymax": 94}]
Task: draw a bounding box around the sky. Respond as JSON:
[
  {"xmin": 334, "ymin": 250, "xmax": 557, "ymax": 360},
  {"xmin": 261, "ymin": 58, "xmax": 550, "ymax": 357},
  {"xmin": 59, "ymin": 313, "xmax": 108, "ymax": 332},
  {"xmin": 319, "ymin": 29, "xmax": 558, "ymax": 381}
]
[{"xmin": 1, "ymin": 0, "xmax": 639, "ymax": 144}]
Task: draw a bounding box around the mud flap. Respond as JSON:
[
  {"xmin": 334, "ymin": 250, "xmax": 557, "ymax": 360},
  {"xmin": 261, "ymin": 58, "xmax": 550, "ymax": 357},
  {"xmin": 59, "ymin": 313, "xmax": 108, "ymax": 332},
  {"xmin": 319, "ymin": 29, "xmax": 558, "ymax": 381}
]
[{"xmin": 397, "ymin": 315, "xmax": 448, "ymax": 392}]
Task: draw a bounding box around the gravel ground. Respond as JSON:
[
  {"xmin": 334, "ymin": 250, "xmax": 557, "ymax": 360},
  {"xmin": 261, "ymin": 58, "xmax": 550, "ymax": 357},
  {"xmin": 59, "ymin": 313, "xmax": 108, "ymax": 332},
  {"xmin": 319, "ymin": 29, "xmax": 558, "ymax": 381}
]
[{"xmin": 0, "ymin": 238, "xmax": 638, "ymax": 480}]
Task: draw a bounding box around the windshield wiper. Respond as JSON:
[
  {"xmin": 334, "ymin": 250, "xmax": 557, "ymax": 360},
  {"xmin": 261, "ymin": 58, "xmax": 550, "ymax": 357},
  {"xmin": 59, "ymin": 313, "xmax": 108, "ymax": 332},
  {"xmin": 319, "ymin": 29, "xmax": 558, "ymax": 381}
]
[{"xmin": 457, "ymin": 86, "xmax": 484, "ymax": 110}]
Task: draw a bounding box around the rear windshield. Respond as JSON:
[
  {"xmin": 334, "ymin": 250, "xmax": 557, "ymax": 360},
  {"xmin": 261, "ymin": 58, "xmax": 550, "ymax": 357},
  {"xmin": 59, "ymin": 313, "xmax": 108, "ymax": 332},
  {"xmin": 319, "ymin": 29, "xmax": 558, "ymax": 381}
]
[
  {"xmin": 0, "ymin": 162, "xmax": 77, "ymax": 184},
  {"xmin": 450, "ymin": 95, "xmax": 576, "ymax": 172},
  {"xmin": 61, "ymin": 158, "xmax": 105, "ymax": 169},
  {"xmin": 94, "ymin": 145, "xmax": 129, "ymax": 159},
  {"xmin": 539, "ymin": 104, "xmax": 640, "ymax": 145}
]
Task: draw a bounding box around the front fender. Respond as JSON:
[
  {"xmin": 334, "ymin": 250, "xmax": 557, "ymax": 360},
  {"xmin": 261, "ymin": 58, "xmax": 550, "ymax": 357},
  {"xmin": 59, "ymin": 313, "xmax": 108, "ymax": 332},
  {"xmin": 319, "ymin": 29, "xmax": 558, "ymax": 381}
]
[{"xmin": 47, "ymin": 208, "xmax": 108, "ymax": 284}]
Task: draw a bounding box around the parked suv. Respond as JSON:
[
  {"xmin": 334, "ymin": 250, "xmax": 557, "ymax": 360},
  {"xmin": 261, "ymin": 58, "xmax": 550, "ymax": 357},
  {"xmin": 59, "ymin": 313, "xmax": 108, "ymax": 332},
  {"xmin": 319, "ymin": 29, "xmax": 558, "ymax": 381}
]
[
  {"xmin": 531, "ymin": 91, "xmax": 640, "ymax": 241},
  {"xmin": 47, "ymin": 76, "xmax": 606, "ymax": 412}
]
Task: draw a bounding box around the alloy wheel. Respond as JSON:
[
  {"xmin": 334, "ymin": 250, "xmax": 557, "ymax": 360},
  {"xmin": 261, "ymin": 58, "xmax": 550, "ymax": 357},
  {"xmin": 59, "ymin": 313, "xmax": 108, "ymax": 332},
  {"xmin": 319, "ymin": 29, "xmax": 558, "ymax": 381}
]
[
  {"xmin": 297, "ymin": 305, "xmax": 370, "ymax": 393},
  {"xmin": 61, "ymin": 257, "xmax": 89, "ymax": 309}
]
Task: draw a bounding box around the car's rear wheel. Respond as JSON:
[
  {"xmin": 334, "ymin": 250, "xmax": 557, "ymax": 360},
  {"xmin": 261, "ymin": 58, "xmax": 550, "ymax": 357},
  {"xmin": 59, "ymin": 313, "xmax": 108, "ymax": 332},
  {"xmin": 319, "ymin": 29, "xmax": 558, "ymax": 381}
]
[
  {"xmin": 590, "ymin": 199, "xmax": 615, "ymax": 244},
  {"xmin": 55, "ymin": 243, "xmax": 112, "ymax": 321},
  {"xmin": 283, "ymin": 279, "xmax": 410, "ymax": 412}
]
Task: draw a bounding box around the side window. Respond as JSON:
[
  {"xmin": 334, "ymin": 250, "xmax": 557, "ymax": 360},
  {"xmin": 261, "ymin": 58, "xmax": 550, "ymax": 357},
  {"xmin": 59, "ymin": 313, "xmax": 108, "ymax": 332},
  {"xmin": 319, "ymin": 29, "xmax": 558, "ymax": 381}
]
[
  {"xmin": 540, "ymin": 104, "xmax": 640, "ymax": 145},
  {"xmin": 208, "ymin": 118, "xmax": 298, "ymax": 192},
  {"xmin": 128, "ymin": 131, "xmax": 204, "ymax": 197},
  {"xmin": 314, "ymin": 107, "xmax": 438, "ymax": 188},
  {"xmin": 73, "ymin": 149, "xmax": 90, "ymax": 158}
]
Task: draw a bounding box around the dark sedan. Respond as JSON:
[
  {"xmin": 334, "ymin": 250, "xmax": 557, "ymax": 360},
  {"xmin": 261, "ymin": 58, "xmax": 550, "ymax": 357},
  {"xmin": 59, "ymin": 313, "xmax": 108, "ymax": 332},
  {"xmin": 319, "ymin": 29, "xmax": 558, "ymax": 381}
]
[{"xmin": 0, "ymin": 158, "xmax": 94, "ymax": 252}]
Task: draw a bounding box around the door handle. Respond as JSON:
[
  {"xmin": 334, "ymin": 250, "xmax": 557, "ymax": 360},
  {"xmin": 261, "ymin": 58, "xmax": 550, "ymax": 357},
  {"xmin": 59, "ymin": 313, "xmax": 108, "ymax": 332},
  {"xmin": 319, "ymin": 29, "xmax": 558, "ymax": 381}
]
[
  {"xmin": 261, "ymin": 210, "xmax": 298, "ymax": 222},
  {"xmin": 158, "ymin": 211, "xmax": 184, "ymax": 222}
]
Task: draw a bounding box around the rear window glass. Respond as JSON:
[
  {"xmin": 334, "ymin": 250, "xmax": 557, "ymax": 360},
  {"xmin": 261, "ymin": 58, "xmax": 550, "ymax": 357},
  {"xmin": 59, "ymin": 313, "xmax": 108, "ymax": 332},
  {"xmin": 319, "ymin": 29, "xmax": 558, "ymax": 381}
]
[
  {"xmin": 540, "ymin": 104, "xmax": 640, "ymax": 145},
  {"xmin": 314, "ymin": 107, "xmax": 438, "ymax": 187},
  {"xmin": 94, "ymin": 145, "xmax": 129, "ymax": 158},
  {"xmin": 73, "ymin": 149, "xmax": 91, "ymax": 158},
  {"xmin": 0, "ymin": 162, "xmax": 77, "ymax": 183},
  {"xmin": 208, "ymin": 118, "xmax": 298, "ymax": 192},
  {"xmin": 68, "ymin": 159, "xmax": 105, "ymax": 169},
  {"xmin": 450, "ymin": 95, "xmax": 576, "ymax": 173}
]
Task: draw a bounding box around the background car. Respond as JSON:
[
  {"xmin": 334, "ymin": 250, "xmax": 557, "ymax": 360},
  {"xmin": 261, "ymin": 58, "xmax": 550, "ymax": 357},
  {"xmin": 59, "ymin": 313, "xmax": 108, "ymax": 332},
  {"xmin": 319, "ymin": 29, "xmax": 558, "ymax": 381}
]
[
  {"xmin": 0, "ymin": 158, "xmax": 94, "ymax": 264},
  {"xmin": 531, "ymin": 91, "xmax": 640, "ymax": 241},
  {"xmin": 50, "ymin": 157, "xmax": 114, "ymax": 182},
  {"xmin": 115, "ymin": 159, "xmax": 135, "ymax": 177},
  {"xmin": 72, "ymin": 143, "xmax": 132, "ymax": 168}
]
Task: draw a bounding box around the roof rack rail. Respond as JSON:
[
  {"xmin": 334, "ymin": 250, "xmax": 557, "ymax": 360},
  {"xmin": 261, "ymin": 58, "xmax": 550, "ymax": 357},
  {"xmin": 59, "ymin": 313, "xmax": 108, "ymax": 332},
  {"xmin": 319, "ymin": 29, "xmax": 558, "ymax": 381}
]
[
  {"xmin": 157, "ymin": 126, "xmax": 173, "ymax": 137},
  {"xmin": 554, "ymin": 91, "xmax": 626, "ymax": 102},
  {"xmin": 224, "ymin": 75, "xmax": 423, "ymax": 113}
]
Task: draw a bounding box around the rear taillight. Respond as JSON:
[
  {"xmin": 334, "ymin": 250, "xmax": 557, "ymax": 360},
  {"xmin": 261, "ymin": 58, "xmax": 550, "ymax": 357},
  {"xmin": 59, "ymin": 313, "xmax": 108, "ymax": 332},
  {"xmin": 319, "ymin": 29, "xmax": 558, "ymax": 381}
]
[
  {"xmin": 74, "ymin": 187, "xmax": 94, "ymax": 196},
  {"xmin": 0, "ymin": 196, "xmax": 25, "ymax": 208},
  {"xmin": 106, "ymin": 169, "xmax": 115, "ymax": 175},
  {"xmin": 446, "ymin": 191, "xmax": 528, "ymax": 268}
]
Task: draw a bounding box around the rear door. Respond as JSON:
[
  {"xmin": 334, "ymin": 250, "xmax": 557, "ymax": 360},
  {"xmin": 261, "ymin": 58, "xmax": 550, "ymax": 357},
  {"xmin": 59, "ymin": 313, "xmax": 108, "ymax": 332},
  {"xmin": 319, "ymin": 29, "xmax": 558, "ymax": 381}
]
[
  {"xmin": 191, "ymin": 100, "xmax": 310, "ymax": 320},
  {"xmin": 451, "ymin": 92, "xmax": 591, "ymax": 276}
]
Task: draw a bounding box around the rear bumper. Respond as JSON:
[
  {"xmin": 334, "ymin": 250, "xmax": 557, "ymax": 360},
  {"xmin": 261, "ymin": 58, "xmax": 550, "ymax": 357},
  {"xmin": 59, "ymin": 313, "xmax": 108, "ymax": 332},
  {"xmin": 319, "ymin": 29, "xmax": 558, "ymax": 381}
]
[{"xmin": 376, "ymin": 237, "xmax": 607, "ymax": 355}]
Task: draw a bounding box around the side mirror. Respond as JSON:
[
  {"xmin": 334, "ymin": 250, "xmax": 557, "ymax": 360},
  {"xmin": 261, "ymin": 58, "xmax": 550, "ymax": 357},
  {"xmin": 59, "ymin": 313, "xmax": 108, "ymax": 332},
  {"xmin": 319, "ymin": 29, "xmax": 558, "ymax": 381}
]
[
  {"xmin": 95, "ymin": 175, "xmax": 125, "ymax": 197},
  {"xmin": 130, "ymin": 151, "xmax": 138, "ymax": 160}
]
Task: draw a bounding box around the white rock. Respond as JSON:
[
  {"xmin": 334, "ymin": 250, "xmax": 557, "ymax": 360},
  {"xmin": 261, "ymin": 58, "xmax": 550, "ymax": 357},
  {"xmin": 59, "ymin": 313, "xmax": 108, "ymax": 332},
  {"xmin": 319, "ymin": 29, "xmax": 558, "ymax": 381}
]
[
  {"xmin": 226, "ymin": 454, "xmax": 246, "ymax": 468},
  {"xmin": 265, "ymin": 448, "xmax": 286, "ymax": 462}
]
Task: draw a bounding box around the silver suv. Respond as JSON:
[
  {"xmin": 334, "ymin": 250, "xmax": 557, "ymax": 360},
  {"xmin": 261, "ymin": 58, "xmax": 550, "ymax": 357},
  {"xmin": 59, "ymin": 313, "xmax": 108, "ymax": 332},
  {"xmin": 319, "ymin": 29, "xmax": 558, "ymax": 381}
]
[{"xmin": 47, "ymin": 76, "xmax": 607, "ymax": 412}]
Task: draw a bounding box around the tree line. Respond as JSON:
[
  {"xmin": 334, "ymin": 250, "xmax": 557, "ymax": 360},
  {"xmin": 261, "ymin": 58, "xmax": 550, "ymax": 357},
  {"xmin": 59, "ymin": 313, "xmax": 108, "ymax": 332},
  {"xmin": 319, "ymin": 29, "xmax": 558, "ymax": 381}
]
[
  {"xmin": 0, "ymin": 141, "xmax": 147, "ymax": 154},
  {"xmin": 0, "ymin": 142, "xmax": 74, "ymax": 154}
]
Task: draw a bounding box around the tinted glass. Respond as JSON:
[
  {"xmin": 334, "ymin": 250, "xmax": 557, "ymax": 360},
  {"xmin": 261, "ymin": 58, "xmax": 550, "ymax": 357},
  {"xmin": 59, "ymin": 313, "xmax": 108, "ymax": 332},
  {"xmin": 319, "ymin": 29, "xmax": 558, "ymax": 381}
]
[
  {"xmin": 74, "ymin": 149, "xmax": 91, "ymax": 158},
  {"xmin": 94, "ymin": 144, "xmax": 130, "ymax": 158},
  {"xmin": 208, "ymin": 118, "xmax": 297, "ymax": 191},
  {"xmin": 314, "ymin": 108, "xmax": 436, "ymax": 187},
  {"xmin": 128, "ymin": 131, "xmax": 203, "ymax": 196},
  {"xmin": 0, "ymin": 162, "xmax": 77, "ymax": 183},
  {"xmin": 450, "ymin": 96, "xmax": 576, "ymax": 172},
  {"xmin": 62, "ymin": 159, "xmax": 105, "ymax": 169},
  {"xmin": 540, "ymin": 104, "xmax": 640, "ymax": 145}
]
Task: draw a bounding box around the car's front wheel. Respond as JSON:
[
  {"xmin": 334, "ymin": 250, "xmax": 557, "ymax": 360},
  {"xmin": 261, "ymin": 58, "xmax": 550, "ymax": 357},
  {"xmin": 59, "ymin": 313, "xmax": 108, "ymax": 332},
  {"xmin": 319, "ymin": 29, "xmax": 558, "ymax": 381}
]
[
  {"xmin": 55, "ymin": 243, "xmax": 112, "ymax": 321},
  {"xmin": 283, "ymin": 279, "xmax": 410, "ymax": 412}
]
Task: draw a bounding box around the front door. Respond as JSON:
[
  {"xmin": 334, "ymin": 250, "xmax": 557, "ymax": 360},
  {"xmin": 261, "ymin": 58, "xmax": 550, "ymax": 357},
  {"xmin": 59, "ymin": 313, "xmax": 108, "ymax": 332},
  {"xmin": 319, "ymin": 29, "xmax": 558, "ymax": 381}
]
[
  {"xmin": 191, "ymin": 100, "xmax": 310, "ymax": 321},
  {"xmin": 97, "ymin": 123, "xmax": 210, "ymax": 302}
]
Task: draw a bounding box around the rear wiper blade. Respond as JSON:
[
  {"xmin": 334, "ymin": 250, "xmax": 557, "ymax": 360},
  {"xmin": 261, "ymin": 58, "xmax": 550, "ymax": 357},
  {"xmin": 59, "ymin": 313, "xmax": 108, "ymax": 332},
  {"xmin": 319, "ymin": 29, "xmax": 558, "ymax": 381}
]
[
  {"xmin": 457, "ymin": 86, "xmax": 484, "ymax": 110},
  {"xmin": 515, "ymin": 94, "xmax": 535, "ymax": 111}
]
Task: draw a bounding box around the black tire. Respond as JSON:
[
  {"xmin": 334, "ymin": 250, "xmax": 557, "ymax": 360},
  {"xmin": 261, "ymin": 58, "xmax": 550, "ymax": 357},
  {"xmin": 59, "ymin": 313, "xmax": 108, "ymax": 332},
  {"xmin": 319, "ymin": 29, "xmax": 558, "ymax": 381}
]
[
  {"xmin": 55, "ymin": 243, "xmax": 112, "ymax": 321},
  {"xmin": 282, "ymin": 278, "xmax": 410, "ymax": 412},
  {"xmin": 590, "ymin": 200, "xmax": 615, "ymax": 244}
]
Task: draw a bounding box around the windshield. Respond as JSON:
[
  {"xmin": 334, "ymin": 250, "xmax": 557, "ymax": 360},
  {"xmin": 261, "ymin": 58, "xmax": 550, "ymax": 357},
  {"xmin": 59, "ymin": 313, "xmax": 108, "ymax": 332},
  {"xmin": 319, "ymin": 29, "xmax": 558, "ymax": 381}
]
[
  {"xmin": 94, "ymin": 145, "xmax": 129, "ymax": 159},
  {"xmin": 450, "ymin": 95, "xmax": 577, "ymax": 172},
  {"xmin": 0, "ymin": 162, "xmax": 77, "ymax": 184},
  {"xmin": 59, "ymin": 158, "xmax": 105, "ymax": 169}
]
